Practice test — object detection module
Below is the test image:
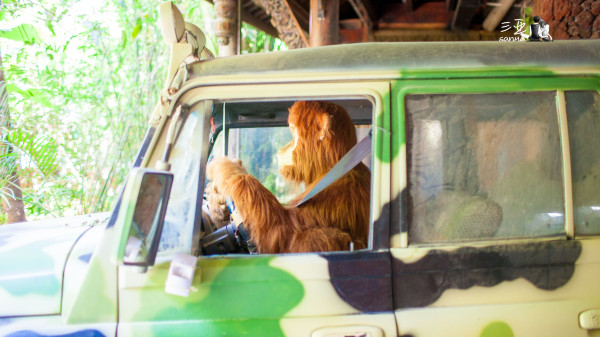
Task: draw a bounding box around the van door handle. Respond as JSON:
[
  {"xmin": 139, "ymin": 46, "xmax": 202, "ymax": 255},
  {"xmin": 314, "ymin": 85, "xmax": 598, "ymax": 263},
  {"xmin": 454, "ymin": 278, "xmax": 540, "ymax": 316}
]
[
  {"xmin": 311, "ymin": 325, "xmax": 383, "ymax": 337},
  {"xmin": 580, "ymin": 309, "xmax": 600, "ymax": 330}
]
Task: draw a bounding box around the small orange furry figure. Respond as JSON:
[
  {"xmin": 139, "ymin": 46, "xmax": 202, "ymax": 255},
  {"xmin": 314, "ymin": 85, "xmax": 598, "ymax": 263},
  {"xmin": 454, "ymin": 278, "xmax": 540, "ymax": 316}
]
[{"xmin": 206, "ymin": 101, "xmax": 370, "ymax": 253}]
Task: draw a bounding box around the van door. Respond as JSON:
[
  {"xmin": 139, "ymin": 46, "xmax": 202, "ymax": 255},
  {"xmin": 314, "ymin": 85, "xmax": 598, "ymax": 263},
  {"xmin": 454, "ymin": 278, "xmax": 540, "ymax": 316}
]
[
  {"xmin": 390, "ymin": 78, "xmax": 600, "ymax": 337},
  {"xmin": 117, "ymin": 82, "xmax": 398, "ymax": 337}
]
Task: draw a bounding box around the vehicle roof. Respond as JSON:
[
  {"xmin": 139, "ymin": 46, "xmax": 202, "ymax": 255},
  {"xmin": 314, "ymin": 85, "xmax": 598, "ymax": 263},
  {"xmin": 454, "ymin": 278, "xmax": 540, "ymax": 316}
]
[{"xmin": 190, "ymin": 40, "xmax": 600, "ymax": 80}]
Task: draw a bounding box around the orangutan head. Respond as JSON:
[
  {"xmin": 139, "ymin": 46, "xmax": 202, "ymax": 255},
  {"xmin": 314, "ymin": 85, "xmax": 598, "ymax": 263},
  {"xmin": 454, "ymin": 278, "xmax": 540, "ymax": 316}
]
[{"xmin": 277, "ymin": 101, "xmax": 357, "ymax": 185}]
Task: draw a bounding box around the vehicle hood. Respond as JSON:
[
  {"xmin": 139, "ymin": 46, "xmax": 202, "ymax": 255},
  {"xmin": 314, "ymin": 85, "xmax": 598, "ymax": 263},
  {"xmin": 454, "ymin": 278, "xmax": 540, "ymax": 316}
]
[{"xmin": 0, "ymin": 213, "xmax": 109, "ymax": 317}]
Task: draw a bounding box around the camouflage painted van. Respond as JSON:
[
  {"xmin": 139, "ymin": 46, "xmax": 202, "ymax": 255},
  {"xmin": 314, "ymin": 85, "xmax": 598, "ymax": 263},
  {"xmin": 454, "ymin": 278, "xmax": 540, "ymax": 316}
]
[{"xmin": 1, "ymin": 2, "xmax": 599, "ymax": 337}]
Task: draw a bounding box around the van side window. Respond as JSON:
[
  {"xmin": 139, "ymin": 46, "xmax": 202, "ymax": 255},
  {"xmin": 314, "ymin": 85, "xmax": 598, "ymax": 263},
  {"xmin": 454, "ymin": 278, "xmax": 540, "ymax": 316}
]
[
  {"xmin": 406, "ymin": 92, "xmax": 563, "ymax": 243},
  {"xmin": 159, "ymin": 109, "xmax": 203, "ymax": 253},
  {"xmin": 566, "ymin": 91, "xmax": 600, "ymax": 235}
]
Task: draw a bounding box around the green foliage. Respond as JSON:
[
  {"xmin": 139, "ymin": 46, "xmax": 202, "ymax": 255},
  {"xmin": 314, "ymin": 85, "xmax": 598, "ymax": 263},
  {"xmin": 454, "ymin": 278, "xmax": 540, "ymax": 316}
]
[
  {"xmin": 241, "ymin": 22, "xmax": 286, "ymax": 54},
  {"xmin": 523, "ymin": 7, "xmax": 534, "ymax": 25},
  {"xmin": 0, "ymin": 24, "xmax": 41, "ymax": 45},
  {"xmin": 0, "ymin": 0, "xmax": 285, "ymax": 223},
  {"xmin": 522, "ymin": 6, "xmax": 534, "ymax": 35},
  {"xmin": 1, "ymin": 0, "xmax": 174, "ymax": 220},
  {"xmin": 1, "ymin": 79, "xmax": 60, "ymax": 215},
  {"xmin": 2, "ymin": 128, "xmax": 58, "ymax": 177}
]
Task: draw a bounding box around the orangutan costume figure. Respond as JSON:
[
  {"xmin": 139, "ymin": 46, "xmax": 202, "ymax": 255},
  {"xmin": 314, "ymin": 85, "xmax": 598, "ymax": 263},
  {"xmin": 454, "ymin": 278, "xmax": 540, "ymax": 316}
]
[{"xmin": 206, "ymin": 101, "xmax": 370, "ymax": 253}]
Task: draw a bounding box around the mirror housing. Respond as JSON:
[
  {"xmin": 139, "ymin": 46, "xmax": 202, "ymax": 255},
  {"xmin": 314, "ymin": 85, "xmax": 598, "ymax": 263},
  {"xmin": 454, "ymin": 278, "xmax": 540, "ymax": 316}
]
[{"xmin": 114, "ymin": 168, "xmax": 173, "ymax": 269}]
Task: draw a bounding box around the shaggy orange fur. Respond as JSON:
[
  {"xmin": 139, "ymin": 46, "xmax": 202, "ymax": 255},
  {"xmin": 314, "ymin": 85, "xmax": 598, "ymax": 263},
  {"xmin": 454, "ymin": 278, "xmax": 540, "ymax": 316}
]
[{"xmin": 206, "ymin": 101, "xmax": 370, "ymax": 253}]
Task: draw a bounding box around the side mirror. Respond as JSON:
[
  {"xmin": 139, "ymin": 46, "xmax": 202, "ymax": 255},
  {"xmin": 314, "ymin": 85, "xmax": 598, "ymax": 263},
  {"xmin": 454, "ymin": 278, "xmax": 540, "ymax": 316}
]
[{"xmin": 114, "ymin": 168, "xmax": 173, "ymax": 268}]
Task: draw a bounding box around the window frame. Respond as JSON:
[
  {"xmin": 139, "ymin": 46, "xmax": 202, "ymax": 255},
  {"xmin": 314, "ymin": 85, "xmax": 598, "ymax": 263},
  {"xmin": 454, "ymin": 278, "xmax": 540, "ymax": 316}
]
[{"xmin": 170, "ymin": 81, "xmax": 391, "ymax": 254}]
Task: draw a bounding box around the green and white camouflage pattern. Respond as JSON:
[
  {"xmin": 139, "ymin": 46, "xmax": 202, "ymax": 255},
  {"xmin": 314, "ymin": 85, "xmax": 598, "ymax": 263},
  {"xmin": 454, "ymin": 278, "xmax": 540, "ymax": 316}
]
[{"xmin": 1, "ymin": 2, "xmax": 599, "ymax": 337}]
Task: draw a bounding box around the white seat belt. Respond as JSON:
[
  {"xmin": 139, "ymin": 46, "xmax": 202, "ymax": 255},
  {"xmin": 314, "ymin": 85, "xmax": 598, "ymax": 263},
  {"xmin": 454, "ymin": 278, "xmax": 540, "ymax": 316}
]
[{"xmin": 296, "ymin": 130, "xmax": 372, "ymax": 207}]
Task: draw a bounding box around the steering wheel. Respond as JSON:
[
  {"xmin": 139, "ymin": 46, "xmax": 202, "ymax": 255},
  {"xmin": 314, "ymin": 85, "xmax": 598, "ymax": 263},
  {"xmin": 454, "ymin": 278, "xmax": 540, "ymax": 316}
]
[
  {"xmin": 200, "ymin": 201, "xmax": 216, "ymax": 235},
  {"xmin": 199, "ymin": 193, "xmax": 253, "ymax": 255}
]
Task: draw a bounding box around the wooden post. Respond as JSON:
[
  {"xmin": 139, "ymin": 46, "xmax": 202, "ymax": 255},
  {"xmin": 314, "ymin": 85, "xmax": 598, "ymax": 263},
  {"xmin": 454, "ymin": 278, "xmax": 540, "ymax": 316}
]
[
  {"xmin": 309, "ymin": 0, "xmax": 339, "ymax": 47},
  {"xmin": 261, "ymin": 0, "xmax": 308, "ymax": 49},
  {"xmin": 482, "ymin": 0, "xmax": 516, "ymax": 32},
  {"xmin": 215, "ymin": 0, "xmax": 239, "ymax": 56}
]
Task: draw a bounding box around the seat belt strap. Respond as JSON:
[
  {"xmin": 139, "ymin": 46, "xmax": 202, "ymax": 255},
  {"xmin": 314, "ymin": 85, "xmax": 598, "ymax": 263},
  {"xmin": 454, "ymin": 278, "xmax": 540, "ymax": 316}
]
[{"xmin": 296, "ymin": 130, "xmax": 372, "ymax": 207}]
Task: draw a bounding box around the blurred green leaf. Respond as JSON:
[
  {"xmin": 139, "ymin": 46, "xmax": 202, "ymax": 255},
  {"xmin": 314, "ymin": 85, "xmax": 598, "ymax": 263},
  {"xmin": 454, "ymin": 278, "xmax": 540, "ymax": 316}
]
[
  {"xmin": 0, "ymin": 24, "xmax": 42, "ymax": 44},
  {"xmin": 46, "ymin": 22, "xmax": 56, "ymax": 36},
  {"xmin": 121, "ymin": 30, "xmax": 128, "ymax": 48},
  {"xmin": 132, "ymin": 18, "xmax": 142, "ymax": 39}
]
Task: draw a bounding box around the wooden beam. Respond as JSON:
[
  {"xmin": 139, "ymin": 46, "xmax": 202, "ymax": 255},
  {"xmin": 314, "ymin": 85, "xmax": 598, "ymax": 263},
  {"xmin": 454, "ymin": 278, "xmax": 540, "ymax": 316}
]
[
  {"xmin": 374, "ymin": 28, "xmax": 504, "ymax": 42},
  {"xmin": 260, "ymin": 0, "xmax": 308, "ymax": 48},
  {"xmin": 287, "ymin": 0, "xmax": 310, "ymax": 32},
  {"xmin": 347, "ymin": 0, "xmax": 373, "ymax": 41},
  {"xmin": 246, "ymin": 0, "xmax": 308, "ymax": 32},
  {"xmin": 240, "ymin": 5, "xmax": 279, "ymax": 36},
  {"xmin": 483, "ymin": 0, "xmax": 516, "ymax": 31},
  {"xmin": 348, "ymin": 0, "xmax": 372, "ymax": 26},
  {"xmin": 451, "ymin": 0, "xmax": 481, "ymax": 30},
  {"xmin": 446, "ymin": 0, "xmax": 458, "ymax": 11},
  {"xmin": 379, "ymin": 22, "xmax": 450, "ymax": 30},
  {"xmin": 309, "ymin": 0, "xmax": 339, "ymax": 46},
  {"xmin": 379, "ymin": 2, "xmax": 452, "ymax": 29}
]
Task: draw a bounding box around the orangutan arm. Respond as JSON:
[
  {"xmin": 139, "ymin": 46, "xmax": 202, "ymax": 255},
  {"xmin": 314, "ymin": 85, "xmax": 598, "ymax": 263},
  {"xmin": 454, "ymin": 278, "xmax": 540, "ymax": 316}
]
[{"xmin": 206, "ymin": 157, "xmax": 298, "ymax": 253}]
